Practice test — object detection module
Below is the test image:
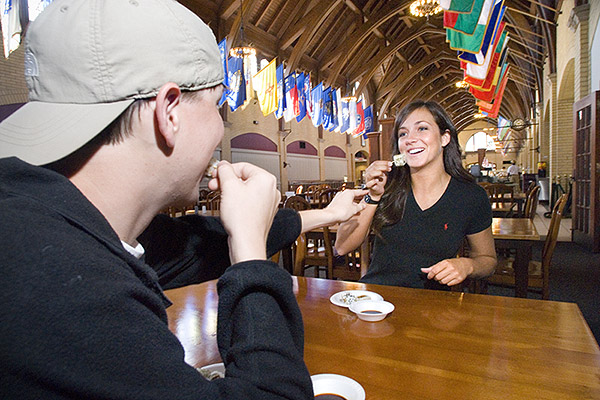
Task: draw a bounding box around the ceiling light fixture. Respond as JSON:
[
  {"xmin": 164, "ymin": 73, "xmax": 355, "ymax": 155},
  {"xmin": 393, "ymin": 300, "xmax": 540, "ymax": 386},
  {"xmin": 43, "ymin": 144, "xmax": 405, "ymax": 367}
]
[
  {"xmin": 455, "ymin": 80, "xmax": 469, "ymax": 89},
  {"xmin": 409, "ymin": 0, "xmax": 442, "ymax": 19},
  {"xmin": 229, "ymin": 0, "xmax": 256, "ymax": 58}
]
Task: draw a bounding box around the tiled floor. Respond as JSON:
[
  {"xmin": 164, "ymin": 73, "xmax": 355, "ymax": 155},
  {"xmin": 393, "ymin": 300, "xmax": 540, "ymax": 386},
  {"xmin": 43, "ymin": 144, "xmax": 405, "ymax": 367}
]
[{"xmin": 532, "ymin": 203, "xmax": 572, "ymax": 242}]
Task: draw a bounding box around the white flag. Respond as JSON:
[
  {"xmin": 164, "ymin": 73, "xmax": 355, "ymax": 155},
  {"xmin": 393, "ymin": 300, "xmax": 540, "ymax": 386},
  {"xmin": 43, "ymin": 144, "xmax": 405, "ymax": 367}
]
[{"xmin": 2, "ymin": 0, "xmax": 22, "ymax": 58}]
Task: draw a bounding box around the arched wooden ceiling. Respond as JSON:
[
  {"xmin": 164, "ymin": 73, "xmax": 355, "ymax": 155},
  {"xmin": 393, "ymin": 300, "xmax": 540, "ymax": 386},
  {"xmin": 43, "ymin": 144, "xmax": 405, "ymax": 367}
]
[{"xmin": 181, "ymin": 0, "xmax": 559, "ymax": 150}]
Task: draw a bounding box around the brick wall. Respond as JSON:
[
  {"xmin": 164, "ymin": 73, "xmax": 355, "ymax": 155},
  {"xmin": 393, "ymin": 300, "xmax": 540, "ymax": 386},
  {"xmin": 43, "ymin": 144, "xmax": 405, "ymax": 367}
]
[{"xmin": 0, "ymin": 36, "xmax": 28, "ymax": 105}]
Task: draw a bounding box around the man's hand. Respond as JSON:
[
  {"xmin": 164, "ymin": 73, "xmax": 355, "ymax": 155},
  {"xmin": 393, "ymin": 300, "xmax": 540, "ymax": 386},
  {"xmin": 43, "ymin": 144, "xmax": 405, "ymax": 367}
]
[
  {"xmin": 209, "ymin": 161, "xmax": 280, "ymax": 264},
  {"xmin": 323, "ymin": 189, "xmax": 368, "ymax": 223}
]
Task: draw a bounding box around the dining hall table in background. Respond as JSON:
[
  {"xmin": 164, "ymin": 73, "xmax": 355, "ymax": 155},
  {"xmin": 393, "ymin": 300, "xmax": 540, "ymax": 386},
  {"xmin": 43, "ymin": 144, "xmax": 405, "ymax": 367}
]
[
  {"xmin": 165, "ymin": 277, "xmax": 600, "ymax": 399},
  {"xmin": 491, "ymin": 217, "xmax": 540, "ymax": 298}
]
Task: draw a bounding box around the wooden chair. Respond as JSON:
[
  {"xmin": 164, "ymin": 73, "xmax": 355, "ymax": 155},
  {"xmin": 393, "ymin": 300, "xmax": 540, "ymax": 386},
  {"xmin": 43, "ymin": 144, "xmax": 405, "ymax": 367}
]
[
  {"xmin": 487, "ymin": 193, "xmax": 568, "ymax": 300},
  {"xmin": 523, "ymin": 185, "xmax": 540, "ymax": 220},
  {"xmin": 485, "ymin": 183, "xmax": 517, "ymax": 217},
  {"xmin": 283, "ymin": 195, "xmax": 310, "ymax": 211},
  {"xmin": 206, "ymin": 191, "xmax": 220, "ymax": 215},
  {"xmin": 282, "ymin": 196, "xmax": 311, "ymax": 273},
  {"xmin": 294, "ymin": 227, "xmax": 335, "ymax": 279},
  {"xmin": 316, "ymin": 188, "xmax": 338, "ymax": 208}
]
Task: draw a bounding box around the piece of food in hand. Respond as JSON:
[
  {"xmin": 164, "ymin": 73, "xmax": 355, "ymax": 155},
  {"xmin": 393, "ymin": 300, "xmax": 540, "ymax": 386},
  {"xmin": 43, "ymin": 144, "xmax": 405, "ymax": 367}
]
[
  {"xmin": 393, "ymin": 153, "xmax": 406, "ymax": 167},
  {"xmin": 205, "ymin": 157, "xmax": 219, "ymax": 178}
]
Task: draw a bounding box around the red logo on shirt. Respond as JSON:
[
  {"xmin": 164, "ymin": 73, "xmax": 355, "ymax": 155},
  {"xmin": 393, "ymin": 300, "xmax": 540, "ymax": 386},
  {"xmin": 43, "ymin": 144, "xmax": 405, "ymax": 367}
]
[{"xmin": 444, "ymin": 223, "xmax": 448, "ymax": 231}]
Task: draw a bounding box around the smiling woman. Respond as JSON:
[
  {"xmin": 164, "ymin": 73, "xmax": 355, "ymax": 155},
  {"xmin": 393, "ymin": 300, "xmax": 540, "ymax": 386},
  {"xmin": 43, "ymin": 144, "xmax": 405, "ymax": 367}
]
[{"xmin": 335, "ymin": 100, "xmax": 497, "ymax": 291}]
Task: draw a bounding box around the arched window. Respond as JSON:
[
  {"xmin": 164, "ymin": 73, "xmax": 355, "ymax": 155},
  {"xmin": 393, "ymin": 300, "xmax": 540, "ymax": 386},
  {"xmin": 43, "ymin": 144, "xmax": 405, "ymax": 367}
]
[{"xmin": 465, "ymin": 131, "xmax": 496, "ymax": 152}]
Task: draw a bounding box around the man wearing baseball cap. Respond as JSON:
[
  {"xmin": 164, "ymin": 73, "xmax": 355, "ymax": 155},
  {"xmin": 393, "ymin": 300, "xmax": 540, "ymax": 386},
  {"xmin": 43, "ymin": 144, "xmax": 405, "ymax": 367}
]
[{"xmin": 0, "ymin": 1, "xmax": 366, "ymax": 398}]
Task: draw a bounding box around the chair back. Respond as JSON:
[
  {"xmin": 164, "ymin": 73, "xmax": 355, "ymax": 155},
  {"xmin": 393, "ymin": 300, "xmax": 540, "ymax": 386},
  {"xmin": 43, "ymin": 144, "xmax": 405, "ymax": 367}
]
[
  {"xmin": 317, "ymin": 188, "xmax": 338, "ymax": 208},
  {"xmin": 542, "ymin": 193, "xmax": 568, "ymax": 269},
  {"xmin": 525, "ymin": 180, "xmax": 536, "ymax": 197},
  {"xmin": 523, "ymin": 185, "xmax": 540, "ymax": 220},
  {"xmin": 283, "ymin": 195, "xmax": 311, "ymax": 211},
  {"xmin": 485, "ymin": 183, "xmax": 516, "ymax": 216},
  {"xmin": 206, "ymin": 191, "xmax": 221, "ymax": 215},
  {"xmin": 293, "ymin": 227, "xmax": 335, "ymax": 278}
]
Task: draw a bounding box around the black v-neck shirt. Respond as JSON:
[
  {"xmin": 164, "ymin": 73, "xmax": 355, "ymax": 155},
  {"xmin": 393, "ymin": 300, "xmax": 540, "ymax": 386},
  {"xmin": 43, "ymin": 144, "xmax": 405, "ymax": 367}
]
[{"xmin": 361, "ymin": 177, "xmax": 491, "ymax": 289}]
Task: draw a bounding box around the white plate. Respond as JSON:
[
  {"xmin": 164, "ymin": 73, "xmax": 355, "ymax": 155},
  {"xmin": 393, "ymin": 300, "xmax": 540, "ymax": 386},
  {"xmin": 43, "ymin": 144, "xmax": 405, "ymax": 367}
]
[
  {"xmin": 197, "ymin": 362, "xmax": 225, "ymax": 381},
  {"xmin": 329, "ymin": 290, "xmax": 383, "ymax": 308},
  {"xmin": 311, "ymin": 373, "xmax": 365, "ymax": 400}
]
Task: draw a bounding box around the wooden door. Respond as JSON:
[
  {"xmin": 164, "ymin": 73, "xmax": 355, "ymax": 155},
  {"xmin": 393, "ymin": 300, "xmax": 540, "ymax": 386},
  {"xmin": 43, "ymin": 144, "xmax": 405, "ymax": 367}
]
[{"xmin": 572, "ymin": 91, "xmax": 600, "ymax": 252}]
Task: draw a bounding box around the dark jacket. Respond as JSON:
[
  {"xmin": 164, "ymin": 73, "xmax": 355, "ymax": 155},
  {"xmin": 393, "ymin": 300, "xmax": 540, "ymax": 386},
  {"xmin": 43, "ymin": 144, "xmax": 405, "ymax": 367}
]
[{"xmin": 0, "ymin": 157, "xmax": 312, "ymax": 400}]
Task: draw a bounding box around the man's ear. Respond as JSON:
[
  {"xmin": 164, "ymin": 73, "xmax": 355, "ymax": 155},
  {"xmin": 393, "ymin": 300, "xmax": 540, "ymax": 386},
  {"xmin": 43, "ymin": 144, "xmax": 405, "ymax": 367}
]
[
  {"xmin": 441, "ymin": 130, "xmax": 451, "ymax": 147},
  {"xmin": 155, "ymin": 83, "xmax": 182, "ymax": 148}
]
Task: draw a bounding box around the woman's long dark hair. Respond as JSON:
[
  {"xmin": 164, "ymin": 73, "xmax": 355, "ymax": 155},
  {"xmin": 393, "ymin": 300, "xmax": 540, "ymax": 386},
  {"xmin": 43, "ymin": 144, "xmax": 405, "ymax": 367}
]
[{"xmin": 371, "ymin": 100, "xmax": 474, "ymax": 235}]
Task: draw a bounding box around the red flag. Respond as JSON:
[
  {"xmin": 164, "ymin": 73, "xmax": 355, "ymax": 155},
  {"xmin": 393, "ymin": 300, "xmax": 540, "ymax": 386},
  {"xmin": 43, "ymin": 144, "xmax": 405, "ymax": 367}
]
[
  {"xmin": 477, "ymin": 66, "xmax": 510, "ymax": 118},
  {"xmin": 352, "ymin": 100, "xmax": 365, "ymax": 137}
]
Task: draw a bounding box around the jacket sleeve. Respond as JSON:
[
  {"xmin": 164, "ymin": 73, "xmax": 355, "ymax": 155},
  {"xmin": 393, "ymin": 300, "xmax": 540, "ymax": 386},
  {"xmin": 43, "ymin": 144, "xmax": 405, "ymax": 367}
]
[
  {"xmin": 214, "ymin": 260, "xmax": 314, "ymax": 399},
  {"xmin": 139, "ymin": 208, "xmax": 302, "ymax": 290}
]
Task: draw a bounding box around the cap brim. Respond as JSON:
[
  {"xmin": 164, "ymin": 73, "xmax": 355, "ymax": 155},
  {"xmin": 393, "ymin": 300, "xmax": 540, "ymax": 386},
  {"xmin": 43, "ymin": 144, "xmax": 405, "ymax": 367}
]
[{"xmin": 0, "ymin": 99, "xmax": 134, "ymax": 166}]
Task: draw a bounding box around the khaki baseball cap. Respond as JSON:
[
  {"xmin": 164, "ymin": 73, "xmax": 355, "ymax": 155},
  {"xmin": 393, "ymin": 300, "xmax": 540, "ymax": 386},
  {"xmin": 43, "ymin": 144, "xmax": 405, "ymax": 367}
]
[{"xmin": 0, "ymin": 0, "xmax": 224, "ymax": 165}]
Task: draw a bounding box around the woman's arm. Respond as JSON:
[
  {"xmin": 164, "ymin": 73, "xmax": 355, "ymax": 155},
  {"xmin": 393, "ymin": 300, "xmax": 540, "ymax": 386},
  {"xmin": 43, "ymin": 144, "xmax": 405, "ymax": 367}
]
[
  {"xmin": 335, "ymin": 160, "xmax": 392, "ymax": 255},
  {"xmin": 421, "ymin": 227, "xmax": 497, "ymax": 286}
]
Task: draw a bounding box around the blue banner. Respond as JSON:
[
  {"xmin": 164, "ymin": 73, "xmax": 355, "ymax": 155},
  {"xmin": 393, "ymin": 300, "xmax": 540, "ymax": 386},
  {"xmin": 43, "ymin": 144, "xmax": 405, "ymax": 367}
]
[
  {"xmin": 296, "ymin": 72, "xmax": 306, "ymax": 122},
  {"xmin": 218, "ymin": 38, "xmax": 229, "ymax": 106},
  {"xmin": 274, "ymin": 63, "xmax": 285, "ymax": 119},
  {"xmin": 310, "ymin": 82, "xmax": 324, "ymax": 127},
  {"xmin": 226, "ymin": 56, "xmax": 245, "ymax": 112},
  {"xmin": 340, "ymin": 99, "xmax": 350, "ymax": 133},
  {"xmin": 322, "ymin": 86, "xmax": 332, "ymax": 130},
  {"xmin": 363, "ymin": 105, "xmax": 373, "ymax": 135}
]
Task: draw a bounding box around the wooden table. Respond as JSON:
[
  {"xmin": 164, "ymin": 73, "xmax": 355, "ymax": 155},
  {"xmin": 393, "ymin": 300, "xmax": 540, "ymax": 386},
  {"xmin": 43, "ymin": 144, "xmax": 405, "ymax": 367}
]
[
  {"xmin": 492, "ymin": 217, "xmax": 540, "ymax": 298},
  {"xmin": 166, "ymin": 277, "xmax": 600, "ymax": 399}
]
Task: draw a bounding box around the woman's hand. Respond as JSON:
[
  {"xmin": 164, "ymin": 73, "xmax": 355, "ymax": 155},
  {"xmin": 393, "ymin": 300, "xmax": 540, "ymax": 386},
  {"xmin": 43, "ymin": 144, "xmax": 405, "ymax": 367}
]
[
  {"xmin": 364, "ymin": 160, "xmax": 392, "ymax": 199},
  {"xmin": 421, "ymin": 258, "xmax": 474, "ymax": 286}
]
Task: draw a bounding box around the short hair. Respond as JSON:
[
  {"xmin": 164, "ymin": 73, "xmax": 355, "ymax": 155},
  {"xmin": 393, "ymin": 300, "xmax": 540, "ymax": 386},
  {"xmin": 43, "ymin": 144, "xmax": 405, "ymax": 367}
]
[{"xmin": 98, "ymin": 87, "xmax": 216, "ymax": 146}]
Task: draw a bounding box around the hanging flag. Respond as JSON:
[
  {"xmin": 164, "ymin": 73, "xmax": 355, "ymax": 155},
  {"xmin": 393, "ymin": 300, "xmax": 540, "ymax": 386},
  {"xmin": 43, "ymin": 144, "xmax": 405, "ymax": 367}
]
[
  {"xmin": 464, "ymin": 38, "xmax": 508, "ymax": 88},
  {"xmin": 239, "ymin": 52, "xmax": 257, "ymax": 110},
  {"xmin": 497, "ymin": 115, "xmax": 510, "ymax": 141},
  {"xmin": 476, "ymin": 66, "xmax": 510, "ymax": 118},
  {"xmin": 465, "ymin": 31, "xmax": 508, "ymax": 90},
  {"xmin": 283, "ymin": 73, "xmax": 299, "ymax": 122},
  {"xmin": 363, "ymin": 105, "xmax": 374, "ymax": 136},
  {"xmin": 335, "ymin": 88, "xmax": 343, "ymax": 132},
  {"xmin": 457, "ymin": 5, "xmax": 505, "ymax": 65},
  {"xmin": 296, "ymin": 72, "xmax": 306, "ymax": 122},
  {"xmin": 444, "ymin": 0, "xmax": 487, "ymax": 35},
  {"xmin": 226, "ymin": 56, "xmax": 246, "ymax": 112},
  {"xmin": 217, "ymin": 38, "xmax": 229, "ymax": 106},
  {"xmin": 352, "ymin": 100, "xmax": 365, "ymax": 137},
  {"xmin": 304, "ymin": 73, "xmax": 313, "ymax": 121},
  {"xmin": 329, "ymin": 88, "xmax": 339, "ymax": 131},
  {"xmin": 1, "ymin": 0, "xmax": 22, "ymax": 58},
  {"xmin": 322, "ymin": 87, "xmax": 332, "ymax": 130},
  {"xmin": 310, "ymin": 82, "xmax": 324, "ymax": 127},
  {"xmin": 463, "ymin": 22, "xmax": 507, "ymax": 80},
  {"xmin": 274, "ymin": 63, "xmax": 285, "ymax": 119},
  {"xmin": 469, "ymin": 58, "xmax": 508, "ymax": 102},
  {"xmin": 252, "ymin": 58, "xmax": 277, "ymax": 116},
  {"xmin": 340, "ymin": 98, "xmax": 350, "ymax": 133},
  {"xmin": 348, "ymin": 98, "xmax": 357, "ymax": 134},
  {"xmin": 447, "ymin": 0, "xmax": 502, "ymax": 54},
  {"xmin": 440, "ymin": 0, "xmax": 477, "ymax": 13}
]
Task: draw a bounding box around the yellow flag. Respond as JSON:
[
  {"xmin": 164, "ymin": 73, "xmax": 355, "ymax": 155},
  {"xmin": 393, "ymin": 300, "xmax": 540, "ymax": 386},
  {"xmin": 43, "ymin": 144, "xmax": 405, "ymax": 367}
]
[{"xmin": 252, "ymin": 58, "xmax": 278, "ymax": 116}]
